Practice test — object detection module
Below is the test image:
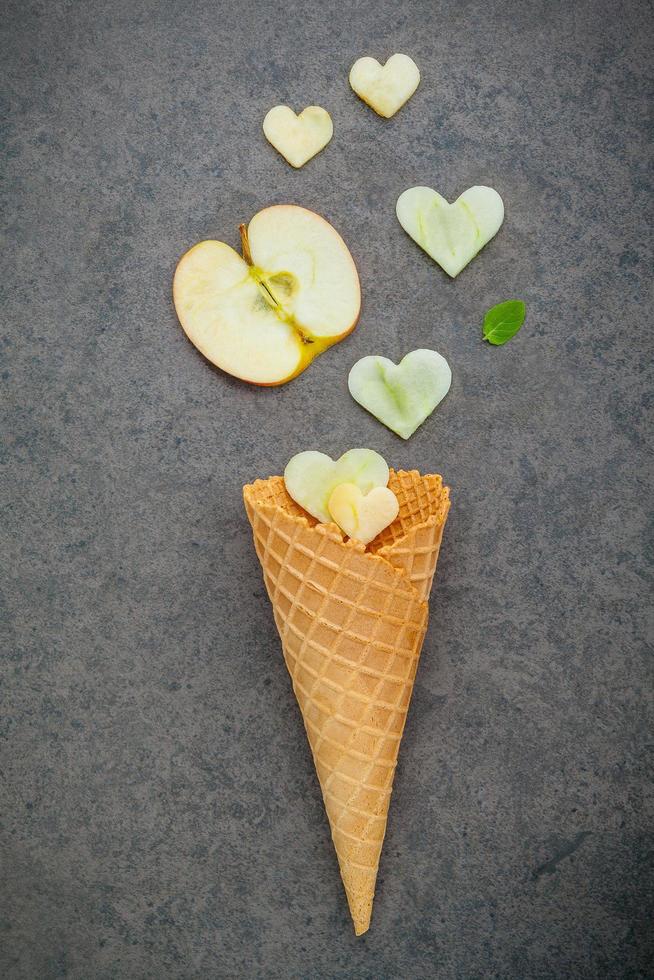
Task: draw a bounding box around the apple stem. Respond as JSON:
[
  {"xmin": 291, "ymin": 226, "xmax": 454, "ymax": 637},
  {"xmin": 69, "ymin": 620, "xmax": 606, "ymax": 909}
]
[{"xmin": 239, "ymin": 224, "xmax": 253, "ymax": 266}]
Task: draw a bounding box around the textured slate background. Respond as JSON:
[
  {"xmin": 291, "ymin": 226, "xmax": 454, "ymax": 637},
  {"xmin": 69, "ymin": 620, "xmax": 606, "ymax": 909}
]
[{"xmin": 2, "ymin": 0, "xmax": 652, "ymax": 977}]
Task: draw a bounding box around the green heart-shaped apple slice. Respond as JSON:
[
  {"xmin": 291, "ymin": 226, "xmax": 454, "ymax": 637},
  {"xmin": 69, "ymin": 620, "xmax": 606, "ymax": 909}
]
[
  {"xmin": 348, "ymin": 349, "xmax": 451, "ymax": 440},
  {"xmin": 284, "ymin": 449, "xmax": 389, "ymax": 524},
  {"xmin": 396, "ymin": 185, "xmax": 504, "ymax": 277}
]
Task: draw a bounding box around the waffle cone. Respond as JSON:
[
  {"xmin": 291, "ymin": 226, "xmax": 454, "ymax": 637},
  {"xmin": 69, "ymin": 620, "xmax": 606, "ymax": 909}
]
[{"xmin": 243, "ymin": 469, "xmax": 450, "ymax": 935}]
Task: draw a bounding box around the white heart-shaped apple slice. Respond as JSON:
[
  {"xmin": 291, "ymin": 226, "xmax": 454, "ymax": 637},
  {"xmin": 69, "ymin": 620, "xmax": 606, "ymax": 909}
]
[
  {"xmin": 349, "ymin": 54, "xmax": 420, "ymax": 118},
  {"xmin": 396, "ymin": 185, "xmax": 504, "ymax": 277},
  {"xmin": 328, "ymin": 483, "xmax": 399, "ymax": 545},
  {"xmin": 263, "ymin": 105, "xmax": 333, "ymax": 168}
]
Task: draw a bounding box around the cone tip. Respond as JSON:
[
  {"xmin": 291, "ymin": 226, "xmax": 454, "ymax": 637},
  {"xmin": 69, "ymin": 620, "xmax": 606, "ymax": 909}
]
[{"xmin": 345, "ymin": 885, "xmax": 374, "ymax": 937}]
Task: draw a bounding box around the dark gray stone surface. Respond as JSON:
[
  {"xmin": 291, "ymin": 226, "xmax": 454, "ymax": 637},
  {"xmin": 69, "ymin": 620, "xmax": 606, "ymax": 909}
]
[{"xmin": 2, "ymin": 0, "xmax": 652, "ymax": 977}]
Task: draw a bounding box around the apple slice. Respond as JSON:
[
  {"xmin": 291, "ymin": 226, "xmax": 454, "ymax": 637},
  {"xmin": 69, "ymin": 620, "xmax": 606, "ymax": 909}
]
[
  {"xmin": 348, "ymin": 349, "xmax": 452, "ymax": 440},
  {"xmin": 173, "ymin": 205, "xmax": 361, "ymax": 385},
  {"xmin": 349, "ymin": 54, "xmax": 420, "ymax": 118},
  {"xmin": 263, "ymin": 105, "xmax": 333, "ymax": 168},
  {"xmin": 396, "ymin": 186, "xmax": 504, "ymax": 277},
  {"xmin": 284, "ymin": 449, "xmax": 389, "ymax": 524},
  {"xmin": 328, "ymin": 483, "xmax": 399, "ymax": 544}
]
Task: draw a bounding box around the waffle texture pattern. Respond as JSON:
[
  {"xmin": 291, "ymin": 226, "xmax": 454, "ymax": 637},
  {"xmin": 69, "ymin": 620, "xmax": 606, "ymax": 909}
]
[{"xmin": 243, "ymin": 470, "xmax": 450, "ymax": 935}]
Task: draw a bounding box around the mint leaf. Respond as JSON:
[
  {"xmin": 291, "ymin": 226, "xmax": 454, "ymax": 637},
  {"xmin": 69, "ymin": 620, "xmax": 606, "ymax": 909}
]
[{"xmin": 483, "ymin": 300, "xmax": 526, "ymax": 346}]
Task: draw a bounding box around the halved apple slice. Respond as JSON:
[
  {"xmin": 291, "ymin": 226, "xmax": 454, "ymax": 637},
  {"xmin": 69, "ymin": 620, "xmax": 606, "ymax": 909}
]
[{"xmin": 173, "ymin": 205, "xmax": 361, "ymax": 385}]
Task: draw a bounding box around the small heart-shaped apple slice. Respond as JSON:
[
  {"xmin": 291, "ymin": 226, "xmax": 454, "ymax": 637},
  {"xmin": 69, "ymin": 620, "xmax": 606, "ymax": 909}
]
[
  {"xmin": 349, "ymin": 53, "xmax": 420, "ymax": 118},
  {"xmin": 263, "ymin": 105, "xmax": 333, "ymax": 168},
  {"xmin": 328, "ymin": 483, "xmax": 399, "ymax": 545},
  {"xmin": 284, "ymin": 449, "xmax": 389, "ymax": 524},
  {"xmin": 349, "ymin": 349, "xmax": 452, "ymax": 440},
  {"xmin": 396, "ymin": 185, "xmax": 504, "ymax": 277}
]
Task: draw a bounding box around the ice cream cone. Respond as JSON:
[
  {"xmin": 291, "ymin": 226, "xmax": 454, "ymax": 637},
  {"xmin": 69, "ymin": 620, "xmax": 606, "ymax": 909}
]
[{"xmin": 243, "ymin": 469, "xmax": 450, "ymax": 935}]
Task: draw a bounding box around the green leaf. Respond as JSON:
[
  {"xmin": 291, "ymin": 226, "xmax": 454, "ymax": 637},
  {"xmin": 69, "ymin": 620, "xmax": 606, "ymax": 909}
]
[{"xmin": 482, "ymin": 300, "xmax": 526, "ymax": 346}]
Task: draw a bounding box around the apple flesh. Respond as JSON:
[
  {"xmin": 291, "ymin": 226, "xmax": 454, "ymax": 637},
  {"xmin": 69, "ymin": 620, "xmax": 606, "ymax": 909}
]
[
  {"xmin": 396, "ymin": 186, "xmax": 504, "ymax": 278},
  {"xmin": 263, "ymin": 105, "xmax": 333, "ymax": 168},
  {"xmin": 173, "ymin": 205, "xmax": 361, "ymax": 385},
  {"xmin": 348, "ymin": 349, "xmax": 452, "ymax": 440},
  {"xmin": 328, "ymin": 483, "xmax": 399, "ymax": 544},
  {"xmin": 284, "ymin": 449, "xmax": 390, "ymax": 524},
  {"xmin": 349, "ymin": 54, "xmax": 420, "ymax": 118}
]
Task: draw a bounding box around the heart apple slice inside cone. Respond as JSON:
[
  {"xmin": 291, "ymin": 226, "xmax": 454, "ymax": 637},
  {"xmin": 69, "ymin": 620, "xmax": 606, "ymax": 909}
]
[
  {"xmin": 284, "ymin": 448, "xmax": 390, "ymax": 524},
  {"xmin": 173, "ymin": 205, "xmax": 361, "ymax": 385}
]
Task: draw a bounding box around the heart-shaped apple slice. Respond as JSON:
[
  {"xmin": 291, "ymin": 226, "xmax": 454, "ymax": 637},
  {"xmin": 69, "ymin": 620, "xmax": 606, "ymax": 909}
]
[
  {"xmin": 349, "ymin": 54, "xmax": 420, "ymax": 118},
  {"xmin": 263, "ymin": 105, "xmax": 333, "ymax": 168},
  {"xmin": 328, "ymin": 483, "xmax": 399, "ymax": 545},
  {"xmin": 174, "ymin": 206, "xmax": 360, "ymax": 385},
  {"xmin": 349, "ymin": 349, "xmax": 452, "ymax": 440},
  {"xmin": 396, "ymin": 185, "xmax": 504, "ymax": 277},
  {"xmin": 284, "ymin": 449, "xmax": 389, "ymax": 524}
]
